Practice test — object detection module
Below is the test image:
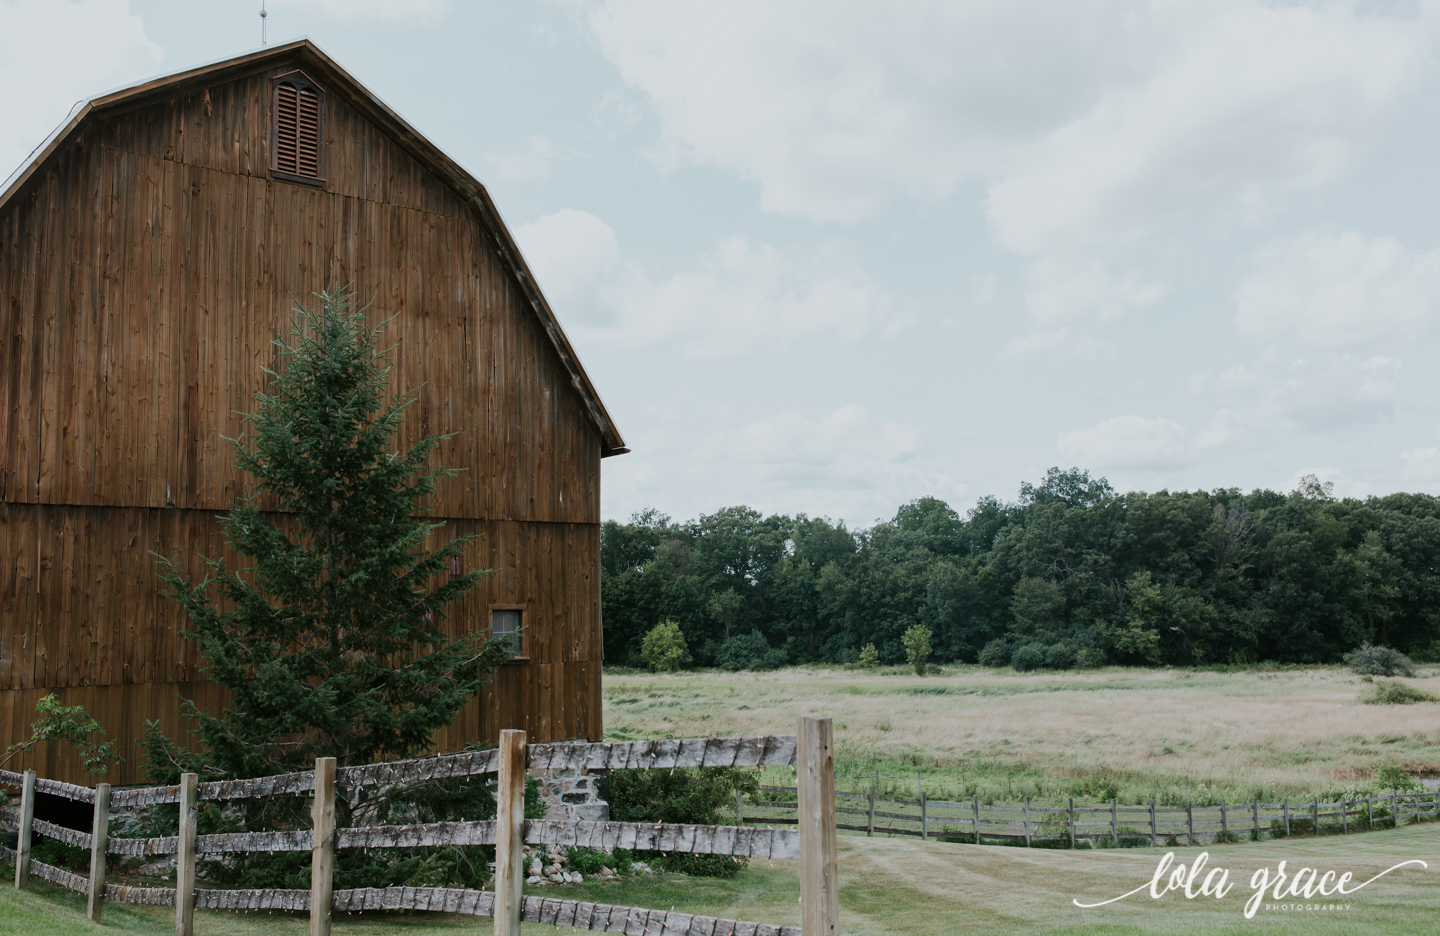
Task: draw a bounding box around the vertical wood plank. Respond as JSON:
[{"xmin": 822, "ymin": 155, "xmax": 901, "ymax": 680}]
[
  {"xmin": 1110, "ymin": 798, "xmax": 1117, "ymax": 845},
  {"xmin": 798, "ymin": 715, "xmax": 837, "ymax": 936},
  {"xmin": 1067, "ymin": 797, "xmax": 1074, "ymax": 849},
  {"xmin": 972, "ymin": 794, "xmax": 979, "ymax": 845},
  {"xmin": 494, "ymin": 728, "xmax": 527, "ymax": 936},
  {"xmin": 311, "ymin": 757, "xmax": 336, "ymax": 936},
  {"xmin": 14, "ymin": 769, "xmax": 35, "ymax": 889},
  {"xmin": 176, "ymin": 772, "xmax": 197, "ymax": 936},
  {"xmin": 87, "ymin": 782, "xmax": 110, "ymax": 921}
]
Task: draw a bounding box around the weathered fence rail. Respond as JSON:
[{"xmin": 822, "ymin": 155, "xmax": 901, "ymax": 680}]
[
  {"xmin": 0, "ymin": 728, "xmax": 828, "ymax": 936},
  {"xmin": 746, "ymin": 782, "xmax": 1439, "ymax": 847}
]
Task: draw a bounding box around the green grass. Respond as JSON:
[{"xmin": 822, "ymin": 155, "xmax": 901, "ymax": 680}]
[
  {"xmin": 4, "ymin": 824, "xmax": 1438, "ymax": 935},
  {"xmin": 602, "ymin": 664, "xmax": 1440, "ymax": 808}
]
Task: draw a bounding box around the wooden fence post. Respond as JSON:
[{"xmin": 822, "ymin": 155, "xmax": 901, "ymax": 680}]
[
  {"xmin": 798, "ymin": 716, "xmax": 838, "ymax": 936},
  {"xmin": 494, "ymin": 729, "xmax": 527, "ymax": 936},
  {"xmin": 920, "ymin": 788, "xmax": 928, "ymax": 842},
  {"xmin": 1312, "ymin": 796, "xmax": 1318, "ymax": 835},
  {"xmin": 1067, "ymin": 797, "xmax": 1075, "ymax": 848},
  {"xmin": 972, "ymin": 794, "xmax": 980, "ymax": 845},
  {"xmin": 866, "ymin": 779, "xmax": 875, "ymax": 838},
  {"xmin": 1023, "ymin": 796, "xmax": 1031, "ymax": 847},
  {"xmin": 1110, "ymin": 798, "xmax": 1117, "ymax": 846},
  {"xmin": 1366, "ymin": 795, "xmax": 1373, "ymax": 829},
  {"xmin": 13, "ymin": 769, "xmax": 34, "ymax": 890},
  {"xmin": 1186, "ymin": 801, "xmax": 1193, "ymax": 846},
  {"xmin": 1220, "ymin": 797, "xmax": 1227, "ymax": 844},
  {"xmin": 176, "ymin": 772, "xmax": 198, "ymax": 936},
  {"xmin": 1283, "ymin": 796, "xmax": 1290, "ymax": 837},
  {"xmin": 1149, "ymin": 799, "xmax": 1156, "ymax": 845},
  {"xmin": 1391, "ymin": 791, "xmax": 1398, "ymax": 828},
  {"xmin": 311, "ymin": 758, "xmax": 336, "ymax": 936},
  {"xmin": 1252, "ymin": 797, "xmax": 1259, "ymax": 840},
  {"xmin": 87, "ymin": 783, "xmax": 110, "ymax": 922},
  {"xmin": 1341, "ymin": 796, "xmax": 1347, "ymax": 834}
]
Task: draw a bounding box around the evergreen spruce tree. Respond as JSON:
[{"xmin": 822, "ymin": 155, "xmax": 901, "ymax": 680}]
[{"xmin": 157, "ymin": 287, "xmax": 510, "ymax": 779}]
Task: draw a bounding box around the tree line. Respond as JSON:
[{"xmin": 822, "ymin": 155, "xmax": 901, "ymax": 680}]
[{"xmin": 600, "ymin": 468, "xmax": 1440, "ymax": 670}]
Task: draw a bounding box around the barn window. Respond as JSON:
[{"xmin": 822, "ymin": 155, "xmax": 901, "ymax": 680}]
[
  {"xmin": 272, "ymin": 72, "xmax": 324, "ymax": 183},
  {"xmin": 490, "ymin": 609, "xmax": 524, "ymax": 656}
]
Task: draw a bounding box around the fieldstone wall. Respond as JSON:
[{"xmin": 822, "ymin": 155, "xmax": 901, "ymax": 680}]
[{"xmin": 531, "ymin": 766, "xmax": 609, "ymax": 822}]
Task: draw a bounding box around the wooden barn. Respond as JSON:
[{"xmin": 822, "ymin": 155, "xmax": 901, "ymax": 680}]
[{"xmin": 0, "ymin": 40, "xmax": 627, "ymax": 785}]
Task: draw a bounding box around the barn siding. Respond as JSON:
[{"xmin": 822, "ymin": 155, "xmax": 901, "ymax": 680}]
[{"xmin": 0, "ymin": 58, "xmax": 605, "ymax": 784}]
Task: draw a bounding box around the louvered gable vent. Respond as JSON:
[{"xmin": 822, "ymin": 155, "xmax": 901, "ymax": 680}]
[{"xmin": 272, "ymin": 72, "xmax": 323, "ymax": 182}]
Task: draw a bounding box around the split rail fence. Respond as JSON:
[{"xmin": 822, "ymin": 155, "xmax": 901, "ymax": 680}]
[
  {"xmin": 1, "ymin": 717, "xmax": 841, "ymax": 936},
  {"xmin": 741, "ymin": 780, "xmax": 1440, "ymax": 847}
]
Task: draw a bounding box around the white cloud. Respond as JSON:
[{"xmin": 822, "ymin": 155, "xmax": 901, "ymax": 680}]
[
  {"xmin": 285, "ymin": 0, "xmax": 450, "ymax": 23},
  {"xmin": 1057, "ymin": 416, "xmax": 1194, "ymax": 471},
  {"xmin": 1401, "ymin": 446, "xmax": 1440, "ymax": 483},
  {"xmin": 1235, "ymin": 230, "xmax": 1440, "ymax": 348},
  {"xmin": 1006, "ymin": 256, "xmax": 1165, "ymax": 357},
  {"xmin": 679, "ymin": 404, "xmax": 962, "ymax": 524},
  {"xmin": 1198, "ymin": 353, "xmax": 1400, "ymax": 438},
  {"xmin": 724, "ymin": 404, "xmax": 920, "ymax": 481},
  {"xmin": 588, "ymin": 0, "xmax": 1432, "ymax": 241},
  {"xmin": 0, "ymin": 0, "xmax": 163, "ymax": 182},
  {"xmin": 514, "ymin": 208, "xmax": 901, "ymax": 357},
  {"xmin": 486, "ymin": 135, "xmax": 556, "ymax": 181},
  {"xmin": 600, "ymin": 403, "xmax": 963, "ymax": 528},
  {"xmin": 987, "ymin": 5, "xmax": 1428, "ymax": 253}
]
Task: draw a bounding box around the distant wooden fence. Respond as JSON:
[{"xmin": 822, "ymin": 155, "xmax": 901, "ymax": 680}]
[
  {"xmin": 742, "ymin": 781, "xmax": 1440, "ymax": 847},
  {"xmin": 0, "ymin": 720, "xmax": 841, "ymax": 936}
]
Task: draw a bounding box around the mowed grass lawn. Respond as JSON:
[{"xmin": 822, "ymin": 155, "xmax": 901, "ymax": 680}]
[
  {"xmin": 603, "ymin": 664, "xmax": 1440, "ymax": 803},
  {"xmin": 4, "ymin": 824, "xmax": 1437, "ymax": 935}
]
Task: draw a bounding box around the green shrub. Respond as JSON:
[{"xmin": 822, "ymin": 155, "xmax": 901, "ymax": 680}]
[
  {"xmin": 714, "ymin": 631, "xmax": 787, "ymax": 671},
  {"xmin": 857, "ymin": 643, "xmax": 880, "ymax": 668},
  {"xmin": 1366, "ymin": 680, "xmax": 1439, "ymax": 705},
  {"xmin": 564, "ymin": 846, "xmax": 611, "ymax": 875},
  {"xmin": 31, "ymin": 837, "xmax": 89, "ymax": 873},
  {"xmin": 1374, "ymin": 763, "xmax": 1421, "ymax": 793},
  {"xmin": 1043, "ymin": 643, "xmax": 1075, "ymax": 669},
  {"xmin": 1074, "ymin": 647, "xmax": 1106, "ymax": 668},
  {"xmin": 902, "ymin": 625, "xmax": 933, "ymax": 676},
  {"xmin": 1011, "ymin": 643, "xmax": 1045, "ymax": 671},
  {"xmin": 977, "ymin": 639, "xmax": 1012, "ymax": 667},
  {"xmin": 641, "ymin": 620, "xmax": 692, "ymax": 672},
  {"xmin": 608, "ymin": 766, "xmax": 758, "ymax": 877},
  {"xmin": 1408, "ymin": 640, "xmax": 1440, "ymax": 664},
  {"xmin": 1345, "ymin": 642, "xmax": 1415, "ymax": 677}
]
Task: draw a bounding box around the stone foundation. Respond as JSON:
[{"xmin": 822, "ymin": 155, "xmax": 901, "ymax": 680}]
[{"xmin": 531, "ymin": 766, "xmax": 609, "ymax": 822}]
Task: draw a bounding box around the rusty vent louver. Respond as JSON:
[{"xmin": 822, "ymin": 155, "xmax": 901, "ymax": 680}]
[{"xmin": 274, "ymin": 77, "xmax": 321, "ymax": 179}]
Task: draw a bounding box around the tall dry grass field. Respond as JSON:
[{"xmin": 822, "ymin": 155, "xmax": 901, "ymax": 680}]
[{"xmin": 603, "ymin": 665, "xmax": 1440, "ymax": 804}]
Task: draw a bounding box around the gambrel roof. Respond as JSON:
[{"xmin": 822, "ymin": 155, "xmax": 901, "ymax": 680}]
[{"xmin": 0, "ymin": 38, "xmax": 627, "ymax": 456}]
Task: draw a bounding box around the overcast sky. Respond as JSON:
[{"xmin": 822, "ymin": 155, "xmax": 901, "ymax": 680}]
[{"xmin": 6, "ymin": 0, "xmax": 1440, "ymax": 527}]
